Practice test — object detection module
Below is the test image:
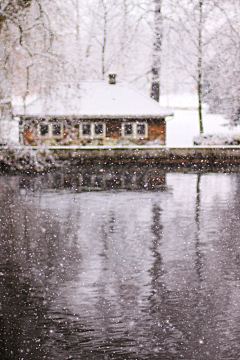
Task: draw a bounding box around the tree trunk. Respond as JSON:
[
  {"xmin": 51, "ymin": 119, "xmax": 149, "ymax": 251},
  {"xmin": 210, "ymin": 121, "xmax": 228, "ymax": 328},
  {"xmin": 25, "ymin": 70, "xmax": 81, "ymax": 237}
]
[
  {"xmin": 101, "ymin": 0, "xmax": 107, "ymax": 80},
  {"xmin": 198, "ymin": 0, "xmax": 204, "ymax": 134},
  {"xmin": 151, "ymin": 0, "xmax": 163, "ymax": 103},
  {"xmin": 198, "ymin": 79, "xmax": 203, "ymax": 134}
]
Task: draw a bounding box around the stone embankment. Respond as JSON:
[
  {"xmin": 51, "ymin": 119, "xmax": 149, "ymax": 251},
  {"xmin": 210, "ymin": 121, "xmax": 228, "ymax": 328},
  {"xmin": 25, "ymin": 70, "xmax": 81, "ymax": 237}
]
[
  {"xmin": 2, "ymin": 146, "xmax": 240, "ymax": 171},
  {"xmin": 48, "ymin": 146, "xmax": 240, "ymax": 166}
]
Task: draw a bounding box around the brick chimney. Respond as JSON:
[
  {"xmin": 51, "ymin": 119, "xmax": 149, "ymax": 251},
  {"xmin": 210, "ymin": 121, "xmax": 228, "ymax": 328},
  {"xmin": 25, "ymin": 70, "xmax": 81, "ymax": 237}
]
[{"xmin": 109, "ymin": 74, "xmax": 117, "ymax": 84}]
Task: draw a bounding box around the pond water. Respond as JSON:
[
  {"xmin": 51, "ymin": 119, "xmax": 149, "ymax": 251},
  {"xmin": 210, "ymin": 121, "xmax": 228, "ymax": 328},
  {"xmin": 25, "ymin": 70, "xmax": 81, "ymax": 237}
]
[{"xmin": 1, "ymin": 167, "xmax": 240, "ymax": 360}]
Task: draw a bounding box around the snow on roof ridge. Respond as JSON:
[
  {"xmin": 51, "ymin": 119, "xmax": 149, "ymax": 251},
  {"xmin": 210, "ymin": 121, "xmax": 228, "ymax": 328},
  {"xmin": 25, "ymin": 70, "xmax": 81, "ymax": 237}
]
[
  {"xmin": 11, "ymin": 79, "xmax": 173, "ymax": 117},
  {"xmin": 79, "ymin": 80, "xmax": 173, "ymax": 115}
]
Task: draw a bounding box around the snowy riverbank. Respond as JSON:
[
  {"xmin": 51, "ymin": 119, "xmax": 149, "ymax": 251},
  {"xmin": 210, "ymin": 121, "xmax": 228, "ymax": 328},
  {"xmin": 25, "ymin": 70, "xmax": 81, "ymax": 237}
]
[{"xmin": 160, "ymin": 93, "xmax": 240, "ymax": 147}]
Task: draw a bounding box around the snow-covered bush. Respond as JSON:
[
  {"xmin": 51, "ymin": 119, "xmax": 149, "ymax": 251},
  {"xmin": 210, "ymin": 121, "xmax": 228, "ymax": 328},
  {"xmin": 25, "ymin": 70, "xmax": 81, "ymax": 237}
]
[
  {"xmin": 193, "ymin": 134, "xmax": 240, "ymax": 146},
  {"xmin": 0, "ymin": 146, "xmax": 60, "ymax": 172}
]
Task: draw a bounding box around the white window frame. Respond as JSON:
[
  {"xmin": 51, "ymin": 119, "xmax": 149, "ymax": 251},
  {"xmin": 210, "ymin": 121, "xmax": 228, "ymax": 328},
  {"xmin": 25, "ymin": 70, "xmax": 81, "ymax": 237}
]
[
  {"xmin": 93, "ymin": 122, "xmax": 106, "ymax": 138},
  {"xmin": 121, "ymin": 122, "xmax": 148, "ymax": 139},
  {"xmin": 79, "ymin": 122, "xmax": 106, "ymax": 139},
  {"xmin": 39, "ymin": 123, "xmax": 50, "ymax": 138},
  {"xmin": 80, "ymin": 122, "xmax": 92, "ymax": 139},
  {"xmin": 121, "ymin": 123, "xmax": 134, "ymax": 138},
  {"xmin": 39, "ymin": 123, "xmax": 63, "ymax": 139},
  {"xmin": 136, "ymin": 122, "xmax": 148, "ymax": 139},
  {"xmin": 51, "ymin": 123, "xmax": 63, "ymax": 139}
]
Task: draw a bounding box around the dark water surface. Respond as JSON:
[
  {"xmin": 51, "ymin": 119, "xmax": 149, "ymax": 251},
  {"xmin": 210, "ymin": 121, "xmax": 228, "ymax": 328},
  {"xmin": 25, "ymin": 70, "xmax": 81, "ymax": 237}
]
[{"xmin": 1, "ymin": 167, "xmax": 240, "ymax": 360}]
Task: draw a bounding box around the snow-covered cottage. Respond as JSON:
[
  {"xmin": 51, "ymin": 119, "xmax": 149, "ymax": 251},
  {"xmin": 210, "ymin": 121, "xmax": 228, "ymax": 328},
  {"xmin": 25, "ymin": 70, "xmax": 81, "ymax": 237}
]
[{"xmin": 11, "ymin": 75, "xmax": 173, "ymax": 146}]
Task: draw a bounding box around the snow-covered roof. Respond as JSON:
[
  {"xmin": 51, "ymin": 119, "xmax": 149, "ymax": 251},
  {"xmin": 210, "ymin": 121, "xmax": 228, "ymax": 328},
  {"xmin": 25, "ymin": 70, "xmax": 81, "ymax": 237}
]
[{"xmin": 12, "ymin": 81, "xmax": 173, "ymax": 118}]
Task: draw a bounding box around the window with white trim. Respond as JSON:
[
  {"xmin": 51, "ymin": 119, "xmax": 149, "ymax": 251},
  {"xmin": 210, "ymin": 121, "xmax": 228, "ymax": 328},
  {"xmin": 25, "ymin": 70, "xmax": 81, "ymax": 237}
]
[
  {"xmin": 80, "ymin": 122, "xmax": 106, "ymax": 138},
  {"xmin": 39, "ymin": 123, "xmax": 63, "ymax": 138},
  {"xmin": 94, "ymin": 123, "xmax": 104, "ymax": 137},
  {"xmin": 136, "ymin": 123, "xmax": 146, "ymax": 137},
  {"xmin": 52, "ymin": 124, "xmax": 62, "ymax": 137},
  {"xmin": 124, "ymin": 123, "xmax": 133, "ymax": 137},
  {"xmin": 39, "ymin": 124, "xmax": 49, "ymax": 137},
  {"xmin": 121, "ymin": 122, "xmax": 148, "ymax": 138},
  {"xmin": 81, "ymin": 123, "xmax": 91, "ymax": 137}
]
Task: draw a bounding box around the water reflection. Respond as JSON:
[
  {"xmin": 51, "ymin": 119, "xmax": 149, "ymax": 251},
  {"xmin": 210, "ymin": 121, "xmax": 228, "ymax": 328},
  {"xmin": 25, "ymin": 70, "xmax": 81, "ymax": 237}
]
[
  {"xmin": 1, "ymin": 169, "xmax": 240, "ymax": 359},
  {"xmin": 18, "ymin": 166, "xmax": 166, "ymax": 192}
]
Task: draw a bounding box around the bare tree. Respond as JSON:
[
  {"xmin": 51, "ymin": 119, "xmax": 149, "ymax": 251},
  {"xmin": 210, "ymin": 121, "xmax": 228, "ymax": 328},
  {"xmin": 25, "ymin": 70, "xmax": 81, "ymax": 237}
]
[
  {"xmin": 197, "ymin": 0, "xmax": 204, "ymax": 133},
  {"xmin": 77, "ymin": 0, "xmax": 152, "ymax": 84},
  {"xmin": 203, "ymin": 1, "xmax": 240, "ymax": 125},
  {"xmin": 168, "ymin": 0, "xmax": 219, "ymax": 134},
  {"xmin": 151, "ymin": 0, "xmax": 163, "ymax": 102},
  {"xmin": 0, "ymin": 0, "xmax": 54, "ymax": 100}
]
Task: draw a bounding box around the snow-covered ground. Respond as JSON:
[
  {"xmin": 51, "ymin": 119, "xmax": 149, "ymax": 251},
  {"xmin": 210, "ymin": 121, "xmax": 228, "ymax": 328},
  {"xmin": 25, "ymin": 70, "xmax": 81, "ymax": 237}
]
[{"xmin": 160, "ymin": 93, "xmax": 240, "ymax": 147}]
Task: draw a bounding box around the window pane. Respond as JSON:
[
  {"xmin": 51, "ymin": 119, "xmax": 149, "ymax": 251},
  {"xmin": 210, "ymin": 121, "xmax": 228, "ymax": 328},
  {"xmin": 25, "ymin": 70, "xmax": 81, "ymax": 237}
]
[
  {"xmin": 52, "ymin": 124, "xmax": 61, "ymax": 136},
  {"xmin": 124, "ymin": 124, "xmax": 133, "ymax": 135},
  {"xmin": 95, "ymin": 123, "xmax": 103, "ymax": 135},
  {"xmin": 82, "ymin": 124, "xmax": 91, "ymax": 135},
  {"xmin": 40, "ymin": 124, "xmax": 49, "ymax": 136},
  {"xmin": 137, "ymin": 124, "xmax": 145, "ymax": 135}
]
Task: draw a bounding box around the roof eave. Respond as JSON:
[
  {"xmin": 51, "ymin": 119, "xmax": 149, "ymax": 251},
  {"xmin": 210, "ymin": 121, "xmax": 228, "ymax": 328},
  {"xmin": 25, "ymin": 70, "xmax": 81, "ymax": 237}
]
[{"xmin": 16, "ymin": 113, "xmax": 173, "ymax": 119}]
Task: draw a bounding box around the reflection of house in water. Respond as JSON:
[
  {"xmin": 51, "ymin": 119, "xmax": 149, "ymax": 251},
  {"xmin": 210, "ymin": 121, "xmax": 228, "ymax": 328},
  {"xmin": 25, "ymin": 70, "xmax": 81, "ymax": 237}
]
[{"xmin": 18, "ymin": 167, "xmax": 167, "ymax": 191}]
